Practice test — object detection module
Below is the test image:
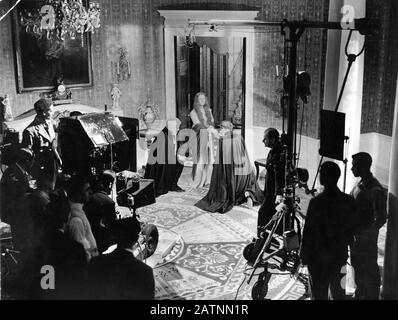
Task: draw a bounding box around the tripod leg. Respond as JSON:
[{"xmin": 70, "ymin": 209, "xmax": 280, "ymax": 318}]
[{"xmin": 247, "ymin": 213, "xmax": 283, "ymax": 284}]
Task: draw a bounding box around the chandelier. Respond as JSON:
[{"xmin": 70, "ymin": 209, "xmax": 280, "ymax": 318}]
[{"xmin": 20, "ymin": 0, "xmax": 101, "ymax": 42}]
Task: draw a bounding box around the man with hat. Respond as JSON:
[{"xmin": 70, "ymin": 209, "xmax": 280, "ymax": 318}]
[
  {"xmin": 87, "ymin": 217, "xmax": 155, "ymax": 300},
  {"xmin": 350, "ymin": 152, "xmax": 387, "ymax": 299},
  {"xmin": 22, "ymin": 98, "xmax": 62, "ymax": 188}
]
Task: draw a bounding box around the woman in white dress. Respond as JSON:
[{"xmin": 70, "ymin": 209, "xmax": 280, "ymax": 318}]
[{"xmin": 189, "ymin": 92, "xmax": 217, "ymax": 188}]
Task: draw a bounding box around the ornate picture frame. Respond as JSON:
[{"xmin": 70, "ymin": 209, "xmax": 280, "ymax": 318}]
[{"xmin": 12, "ymin": 0, "xmax": 93, "ymax": 93}]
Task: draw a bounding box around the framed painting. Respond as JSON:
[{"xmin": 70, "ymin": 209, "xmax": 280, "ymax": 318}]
[{"xmin": 12, "ymin": 0, "xmax": 93, "ymax": 93}]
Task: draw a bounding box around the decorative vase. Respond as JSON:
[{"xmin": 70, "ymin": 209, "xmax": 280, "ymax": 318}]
[{"xmin": 143, "ymin": 106, "xmax": 156, "ymax": 128}]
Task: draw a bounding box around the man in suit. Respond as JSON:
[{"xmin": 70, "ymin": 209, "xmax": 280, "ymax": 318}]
[
  {"xmin": 301, "ymin": 162, "xmax": 357, "ymax": 300},
  {"xmin": 257, "ymin": 128, "xmax": 286, "ymax": 236},
  {"xmin": 87, "ymin": 217, "xmax": 155, "ymax": 300},
  {"xmin": 22, "ymin": 98, "xmax": 62, "ymax": 188}
]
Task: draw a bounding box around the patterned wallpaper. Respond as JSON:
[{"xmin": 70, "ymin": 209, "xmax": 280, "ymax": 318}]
[
  {"xmin": 1, "ymin": 0, "xmax": 329, "ymax": 138},
  {"xmin": 0, "ymin": 0, "xmax": 166, "ymax": 119},
  {"xmin": 361, "ymin": 0, "xmax": 398, "ymax": 136},
  {"xmin": 252, "ymin": 0, "xmax": 329, "ymax": 138}
]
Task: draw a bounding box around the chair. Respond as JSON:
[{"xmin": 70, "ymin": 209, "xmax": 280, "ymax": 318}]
[{"xmin": 254, "ymin": 159, "xmax": 267, "ymax": 181}]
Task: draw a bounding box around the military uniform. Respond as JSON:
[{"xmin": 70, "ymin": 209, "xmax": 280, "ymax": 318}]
[
  {"xmin": 350, "ymin": 174, "xmax": 387, "ymax": 300},
  {"xmin": 22, "ymin": 116, "xmax": 61, "ymax": 186}
]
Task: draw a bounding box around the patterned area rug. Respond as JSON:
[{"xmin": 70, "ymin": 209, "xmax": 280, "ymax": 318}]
[{"xmin": 137, "ymin": 176, "xmax": 309, "ymax": 300}]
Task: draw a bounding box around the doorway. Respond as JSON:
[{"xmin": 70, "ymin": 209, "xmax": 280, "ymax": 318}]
[{"xmin": 175, "ymin": 36, "xmax": 246, "ymax": 135}]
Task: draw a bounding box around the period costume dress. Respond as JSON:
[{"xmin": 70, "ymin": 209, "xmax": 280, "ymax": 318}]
[
  {"xmin": 195, "ymin": 131, "xmax": 263, "ymax": 213},
  {"xmin": 189, "ymin": 106, "xmax": 216, "ymax": 188}
]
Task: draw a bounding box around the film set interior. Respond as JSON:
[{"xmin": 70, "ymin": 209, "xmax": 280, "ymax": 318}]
[{"xmin": 1, "ymin": 0, "xmax": 398, "ymax": 301}]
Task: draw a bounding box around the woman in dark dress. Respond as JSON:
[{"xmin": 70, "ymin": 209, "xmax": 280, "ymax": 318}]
[{"xmin": 195, "ymin": 121, "xmax": 263, "ymax": 213}]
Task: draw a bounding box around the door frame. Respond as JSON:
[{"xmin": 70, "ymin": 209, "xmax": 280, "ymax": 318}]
[{"xmin": 159, "ymin": 10, "xmax": 258, "ymax": 160}]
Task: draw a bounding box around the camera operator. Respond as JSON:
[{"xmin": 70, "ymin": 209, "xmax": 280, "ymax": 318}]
[
  {"xmin": 257, "ymin": 128, "xmax": 285, "ymax": 236},
  {"xmin": 86, "ymin": 217, "xmax": 155, "ymax": 300},
  {"xmin": 301, "ymin": 162, "xmax": 357, "ymax": 300},
  {"xmin": 84, "ymin": 171, "xmax": 117, "ymax": 253}
]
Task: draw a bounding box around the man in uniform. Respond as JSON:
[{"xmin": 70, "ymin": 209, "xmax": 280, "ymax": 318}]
[
  {"xmin": 22, "ymin": 98, "xmax": 62, "ymax": 188},
  {"xmin": 350, "ymin": 152, "xmax": 387, "ymax": 300}
]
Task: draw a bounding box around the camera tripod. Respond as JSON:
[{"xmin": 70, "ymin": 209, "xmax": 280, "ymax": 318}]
[{"xmin": 244, "ymin": 187, "xmax": 303, "ymax": 300}]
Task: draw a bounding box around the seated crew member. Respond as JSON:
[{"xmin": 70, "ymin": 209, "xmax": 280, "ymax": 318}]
[
  {"xmin": 84, "ymin": 171, "xmax": 117, "ymax": 253},
  {"xmin": 36, "ymin": 191, "xmax": 87, "ymax": 300},
  {"xmin": 21, "ymin": 98, "xmax": 62, "ymax": 188},
  {"xmin": 144, "ymin": 121, "xmax": 184, "ymax": 196},
  {"xmin": 195, "ymin": 121, "xmax": 263, "ymax": 213},
  {"xmin": 87, "ymin": 217, "xmax": 155, "ymax": 300},
  {"xmin": 66, "ymin": 175, "xmax": 98, "ymax": 261},
  {"xmin": 301, "ymin": 162, "xmax": 357, "ymax": 300}
]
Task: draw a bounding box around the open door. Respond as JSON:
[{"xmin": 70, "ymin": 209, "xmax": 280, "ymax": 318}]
[
  {"xmin": 175, "ymin": 37, "xmax": 245, "ymax": 133},
  {"xmin": 174, "ymin": 37, "xmax": 200, "ymax": 130}
]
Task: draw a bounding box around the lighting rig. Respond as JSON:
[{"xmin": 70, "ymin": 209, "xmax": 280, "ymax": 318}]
[{"xmin": 188, "ymin": 16, "xmax": 374, "ymax": 300}]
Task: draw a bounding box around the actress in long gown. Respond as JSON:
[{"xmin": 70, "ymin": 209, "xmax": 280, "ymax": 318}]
[
  {"xmin": 195, "ymin": 121, "xmax": 264, "ymax": 213},
  {"xmin": 189, "ymin": 92, "xmax": 217, "ymax": 188}
]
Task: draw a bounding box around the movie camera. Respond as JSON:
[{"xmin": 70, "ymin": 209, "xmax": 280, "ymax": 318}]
[
  {"xmin": 112, "ymin": 169, "xmax": 158, "ymax": 260},
  {"xmin": 59, "ymin": 113, "xmax": 158, "ymax": 260}
]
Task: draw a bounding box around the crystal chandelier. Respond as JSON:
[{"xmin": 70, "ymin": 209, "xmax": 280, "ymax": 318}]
[{"xmin": 20, "ymin": 0, "xmax": 101, "ymax": 42}]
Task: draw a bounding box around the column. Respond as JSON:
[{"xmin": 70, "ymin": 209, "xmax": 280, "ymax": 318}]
[
  {"xmin": 244, "ymin": 30, "xmax": 255, "ymax": 162},
  {"xmin": 382, "ymin": 78, "xmax": 398, "ymax": 299},
  {"xmin": 164, "ymin": 27, "xmax": 177, "ymax": 120}
]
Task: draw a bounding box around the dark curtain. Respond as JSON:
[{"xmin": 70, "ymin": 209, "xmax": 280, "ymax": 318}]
[{"xmin": 144, "ymin": 127, "xmax": 182, "ymax": 197}]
